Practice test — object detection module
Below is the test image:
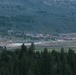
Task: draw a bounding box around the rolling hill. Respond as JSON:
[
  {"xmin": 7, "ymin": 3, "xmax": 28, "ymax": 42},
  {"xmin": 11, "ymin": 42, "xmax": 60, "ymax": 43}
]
[{"xmin": 0, "ymin": 0, "xmax": 76, "ymax": 34}]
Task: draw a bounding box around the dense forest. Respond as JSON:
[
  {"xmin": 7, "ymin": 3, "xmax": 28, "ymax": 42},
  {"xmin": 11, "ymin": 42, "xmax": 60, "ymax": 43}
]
[{"xmin": 0, "ymin": 43, "xmax": 76, "ymax": 75}]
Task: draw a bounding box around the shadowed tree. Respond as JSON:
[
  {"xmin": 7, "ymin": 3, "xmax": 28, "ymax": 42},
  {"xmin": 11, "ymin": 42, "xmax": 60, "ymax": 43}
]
[
  {"xmin": 40, "ymin": 48, "xmax": 51, "ymax": 75},
  {"xmin": 30, "ymin": 42, "xmax": 35, "ymax": 51},
  {"xmin": 18, "ymin": 43, "xmax": 27, "ymax": 59}
]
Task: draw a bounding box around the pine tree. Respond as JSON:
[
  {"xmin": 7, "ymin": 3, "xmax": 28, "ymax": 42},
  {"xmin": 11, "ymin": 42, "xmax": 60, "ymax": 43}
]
[
  {"xmin": 30, "ymin": 42, "xmax": 35, "ymax": 51},
  {"xmin": 50, "ymin": 49, "xmax": 57, "ymax": 75},
  {"xmin": 19, "ymin": 43, "xmax": 27, "ymax": 59},
  {"xmin": 40, "ymin": 48, "xmax": 50, "ymax": 75},
  {"xmin": 68, "ymin": 48, "xmax": 76, "ymax": 75}
]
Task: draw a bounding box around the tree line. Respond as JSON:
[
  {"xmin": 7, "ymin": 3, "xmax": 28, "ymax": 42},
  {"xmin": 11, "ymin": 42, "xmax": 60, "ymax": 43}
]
[{"xmin": 0, "ymin": 43, "xmax": 76, "ymax": 75}]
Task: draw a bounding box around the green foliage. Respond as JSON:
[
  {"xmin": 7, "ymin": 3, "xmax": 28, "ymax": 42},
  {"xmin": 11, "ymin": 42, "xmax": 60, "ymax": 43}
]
[
  {"xmin": 30, "ymin": 42, "xmax": 35, "ymax": 51},
  {"xmin": 0, "ymin": 45, "xmax": 76, "ymax": 75}
]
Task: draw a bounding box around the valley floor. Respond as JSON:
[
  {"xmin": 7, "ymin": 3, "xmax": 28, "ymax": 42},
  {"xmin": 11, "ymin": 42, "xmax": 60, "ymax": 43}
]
[{"xmin": 2, "ymin": 40, "xmax": 76, "ymax": 52}]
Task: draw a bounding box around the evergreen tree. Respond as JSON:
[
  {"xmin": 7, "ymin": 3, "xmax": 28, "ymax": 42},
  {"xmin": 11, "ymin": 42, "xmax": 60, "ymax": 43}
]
[
  {"xmin": 21, "ymin": 43, "xmax": 27, "ymax": 52},
  {"xmin": 50, "ymin": 50, "xmax": 57, "ymax": 75},
  {"xmin": 56, "ymin": 53, "xmax": 61, "ymax": 75},
  {"xmin": 18, "ymin": 43, "xmax": 27, "ymax": 59},
  {"xmin": 68, "ymin": 48, "xmax": 76, "ymax": 75},
  {"xmin": 40, "ymin": 48, "xmax": 50, "ymax": 75},
  {"xmin": 0, "ymin": 46, "xmax": 76, "ymax": 75},
  {"xmin": 30, "ymin": 42, "xmax": 35, "ymax": 51}
]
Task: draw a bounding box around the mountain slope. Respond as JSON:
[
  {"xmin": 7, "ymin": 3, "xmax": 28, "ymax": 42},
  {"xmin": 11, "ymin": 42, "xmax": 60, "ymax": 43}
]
[{"xmin": 0, "ymin": 0, "xmax": 76, "ymax": 33}]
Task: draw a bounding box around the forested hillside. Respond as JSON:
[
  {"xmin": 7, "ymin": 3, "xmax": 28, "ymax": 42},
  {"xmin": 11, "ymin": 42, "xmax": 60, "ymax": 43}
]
[
  {"xmin": 0, "ymin": 0, "xmax": 76, "ymax": 33},
  {"xmin": 0, "ymin": 43, "xmax": 76, "ymax": 75}
]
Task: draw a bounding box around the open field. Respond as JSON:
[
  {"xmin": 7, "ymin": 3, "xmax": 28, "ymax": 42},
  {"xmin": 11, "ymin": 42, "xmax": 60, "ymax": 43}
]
[{"xmin": 2, "ymin": 40, "xmax": 76, "ymax": 52}]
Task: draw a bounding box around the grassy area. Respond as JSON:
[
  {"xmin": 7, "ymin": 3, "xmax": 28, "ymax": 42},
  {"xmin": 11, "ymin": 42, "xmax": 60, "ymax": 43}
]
[
  {"xmin": 35, "ymin": 47, "xmax": 76, "ymax": 53},
  {"xmin": 6, "ymin": 40, "xmax": 76, "ymax": 53},
  {"xmin": 35, "ymin": 40, "xmax": 76, "ymax": 52}
]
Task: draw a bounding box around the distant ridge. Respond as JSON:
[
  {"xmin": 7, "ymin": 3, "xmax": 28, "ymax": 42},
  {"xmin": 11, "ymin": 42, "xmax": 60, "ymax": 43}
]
[{"xmin": 0, "ymin": 0, "xmax": 76, "ymax": 33}]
